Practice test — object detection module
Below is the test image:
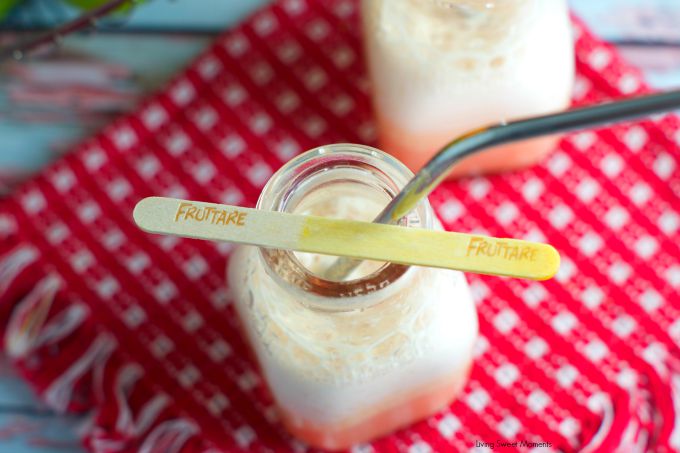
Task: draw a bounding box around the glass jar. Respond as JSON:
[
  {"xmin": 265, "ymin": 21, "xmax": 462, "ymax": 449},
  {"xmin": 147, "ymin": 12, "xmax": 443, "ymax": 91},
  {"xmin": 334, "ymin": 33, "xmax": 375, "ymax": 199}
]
[
  {"xmin": 227, "ymin": 144, "xmax": 478, "ymax": 450},
  {"xmin": 361, "ymin": 0, "xmax": 574, "ymax": 178}
]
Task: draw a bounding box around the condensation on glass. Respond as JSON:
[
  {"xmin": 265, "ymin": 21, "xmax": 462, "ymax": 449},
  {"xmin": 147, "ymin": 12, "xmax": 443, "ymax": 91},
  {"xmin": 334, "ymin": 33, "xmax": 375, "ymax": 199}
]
[{"xmin": 227, "ymin": 144, "xmax": 478, "ymax": 450}]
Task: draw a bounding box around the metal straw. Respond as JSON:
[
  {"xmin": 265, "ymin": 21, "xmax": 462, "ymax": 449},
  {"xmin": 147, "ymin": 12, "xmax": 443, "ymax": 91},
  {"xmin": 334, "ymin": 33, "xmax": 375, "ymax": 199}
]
[{"xmin": 324, "ymin": 89, "xmax": 680, "ymax": 281}]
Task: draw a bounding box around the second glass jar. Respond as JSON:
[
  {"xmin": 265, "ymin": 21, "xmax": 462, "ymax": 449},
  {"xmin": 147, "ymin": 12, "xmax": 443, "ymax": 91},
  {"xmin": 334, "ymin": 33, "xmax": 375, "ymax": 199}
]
[{"xmin": 362, "ymin": 0, "xmax": 575, "ymax": 178}]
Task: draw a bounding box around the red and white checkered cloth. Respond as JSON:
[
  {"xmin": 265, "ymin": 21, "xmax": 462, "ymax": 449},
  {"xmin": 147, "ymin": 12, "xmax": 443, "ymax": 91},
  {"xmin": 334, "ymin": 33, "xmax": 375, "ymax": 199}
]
[{"xmin": 0, "ymin": 1, "xmax": 678, "ymax": 451}]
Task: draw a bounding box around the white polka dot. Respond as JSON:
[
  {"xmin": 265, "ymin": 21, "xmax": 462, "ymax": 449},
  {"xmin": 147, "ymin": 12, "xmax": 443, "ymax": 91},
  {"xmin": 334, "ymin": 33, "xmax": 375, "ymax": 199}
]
[
  {"xmin": 96, "ymin": 276, "xmax": 119, "ymax": 299},
  {"xmin": 208, "ymin": 340, "xmax": 232, "ymax": 362},
  {"xmin": 198, "ymin": 56, "xmax": 221, "ymax": 79},
  {"xmin": 583, "ymin": 339, "xmax": 608, "ymax": 362},
  {"xmin": 468, "ymin": 178, "xmax": 491, "ymax": 200},
  {"xmin": 125, "ymin": 252, "xmax": 150, "ymax": 275},
  {"xmin": 549, "ymin": 204, "xmax": 574, "ymax": 230},
  {"xmin": 171, "ymin": 80, "xmax": 195, "ymax": 105},
  {"xmin": 220, "ymin": 135, "xmax": 245, "ymax": 158},
  {"xmin": 194, "ymin": 107, "xmax": 217, "ymax": 130},
  {"xmin": 250, "ymin": 113, "xmax": 272, "ymax": 134},
  {"xmin": 225, "ymin": 34, "xmax": 250, "ymax": 57},
  {"xmin": 559, "ymin": 418, "xmax": 580, "ymax": 438},
  {"xmin": 522, "ymin": 284, "xmax": 547, "ymax": 308},
  {"xmin": 604, "ymin": 206, "xmax": 629, "ymax": 230},
  {"xmin": 237, "ymin": 370, "xmax": 260, "ymax": 391},
  {"xmin": 658, "ymin": 210, "xmax": 679, "ymax": 235},
  {"xmin": 439, "ymin": 199, "xmax": 465, "ymax": 223},
  {"xmin": 665, "ymin": 265, "xmax": 680, "ymax": 288},
  {"xmin": 332, "ymin": 46, "xmax": 355, "ymax": 69},
  {"xmin": 151, "ymin": 335, "xmax": 174, "ymax": 358},
  {"xmin": 608, "ymin": 261, "xmax": 632, "ymax": 284},
  {"xmin": 494, "ymin": 363, "xmax": 519, "ymax": 388},
  {"xmin": 638, "ymin": 289, "xmax": 662, "ymax": 312},
  {"xmin": 495, "ymin": 201, "xmax": 519, "ymax": 226},
  {"xmin": 253, "ymin": 13, "xmax": 277, "ymax": 36},
  {"xmin": 588, "ymin": 47, "xmax": 611, "ymax": 70},
  {"xmin": 527, "ymin": 390, "xmax": 550, "ymax": 412},
  {"xmin": 618, "ymin": 73, "xmax": 640, "ymax": 94},
  {"xmin": 183, "ymin": 255, "xmax": 208, "ymax": 280},
  {"xmin": 522, "ymin": 178, "xmax": 544, "ymax": 203},
  {"xmin": 154, "ymin": 280, "xmax": 177, "ymax": 304},
  {"xmin": 303, "ymin": 116, "xmax": 327, "ymax": 137},
  {"xmin": 551, "ymin": 311, "xmax": 578, "ymax": 335},
  {"xmin": 183, "ymin": 311, "xmax": 204, "ymax": 333},
  {"xmin": 82, "ymin": 148, "xmax": 107, "ymax": 171},
  {"xmin": 277, "ymin": 41, "xmax": 302, "ymax": 63},
  {"xmin": 220, "ymin": 188, "xmax": 244, "ymax": 206},
  {"xmin": 437, "ymin": 414, "xmax": 461, "ymax": 439},
  {"xmin": 135, "ymin": 154, "xmax": 160, "ymax": 179},
  {"xmin": 578, "ymin": 231, "xmax": 603, "ymax": 257},
  {"xmin": 222, "ymin": 84, "xmax": 247, "ymax": 106},
  {"xmin": 628, "ymin": 182, "xmax": 651, "ymax": 206},
  {"xmin": 142, "ymin": 104, "xmax": 168, "ymax": 129},
  {"xmin": 113, "ymin": 127, "xmax": 137, "ymax": 150},
  {"xmin": 122, "ymin": 305, "xmax": 146, "ymax": 328},
  {"xmin": 166, "ymin": 131, "xmax": 190, "ymax": 156},
  {"xmin": 642, "ymin": 342, "xmax": 667, "ymax": 368},
  {"xmin": 473, "ymin": 335, "xmax": 489, "ymax": 358},
  {"xmin": 178, "ymin": 365, "xmax": 201, "ymax": 388},
  {"xmin": 612, "ymin": 315, "xmax": 636, "ymax": 338},
  {"xmin": 600, "ymin": 153, "xmax": 624, "ymax": 178},
  {"xmin": 575, "ymin": 178, "xmax": 600, "ymax": 203},
  {"xmin": 668, "ymin": 318, "xmax": 680, "ymax": 342},
  {"xmin": 547, "ymin": 152, "xmax": 572, "ymax": 177},
  {"xmin": 408, "ymin": 442, "xmax": 432, "ymax": 453},
  {"xmin": 556, "ymin": 365, "xmax": 578, "ymax": 387},
  {"xmin": 617, "ymin": 368, "xmax": 637, "ymax": 389},
  {"xmin": 246, "ymin": 162, "xmax": 273, "ymax": 187},
  {"xmin": 70, "ymin": 250, "xmax": 94, "ymax": 273},
  {"xmin": 570, "ymin": 132, "xmax": 596, "ymax": 151},
  {"xmin": 653, "ymin": 152, "xmax": 676, "ymax": 180},
  {"xmin": 193, "ymin": 160, "xmax": 217, "ymax": 184},
  {"xmin": 21, "ymin": 190, "xmax": 46, "ymax": 213},
  {"xmin": 555, "ymin": 256, "xmax": 575, "ymax": 283},
  {"xmin": 623, "ymin": 126, "xmax": 647, "ymax": 152},
  {"xmin": 493, "ymin": 309, "xmax": 519, "ymax": 334},
  {"xmin": 634, "ymin": 235, "xmax": 658, "ymax": 260},
  {"xmin": 207, "ymin": 393, "xmax": 230, "ymax": 415},
  {"xmin": 498, "ymin": 416, "xmax": 521, "ymax": 439},
  {"xmin": 274, "ymin": 139, "xmax": 300, "ymax": 161},
  {"xmin": 107, "ymin": 178, "xmax": 132, "ymax": 201},
  {"xmin": 524, "ymin": 337, "xmax": 549, "ymax": 359},
  {"xmin": 466, "ymin": 389, "xmax": 490, "ymax": 412},
  {"xmin": 78, "ymin": 201, "xmax": 101, "ymax": 224}
]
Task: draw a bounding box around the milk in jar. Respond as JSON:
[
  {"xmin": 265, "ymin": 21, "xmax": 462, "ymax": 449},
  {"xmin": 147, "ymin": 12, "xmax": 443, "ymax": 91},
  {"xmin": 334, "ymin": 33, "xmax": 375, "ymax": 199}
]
[{"xmin": 227, "ymin": 144, "xmax": 478, "ymax": 450}]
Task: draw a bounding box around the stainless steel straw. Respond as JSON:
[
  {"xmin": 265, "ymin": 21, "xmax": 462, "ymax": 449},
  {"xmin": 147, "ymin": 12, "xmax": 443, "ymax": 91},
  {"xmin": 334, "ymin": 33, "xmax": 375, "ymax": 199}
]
[{"xmin": 324, "ymin": 89, "xmax": 680, "ymax": 281}]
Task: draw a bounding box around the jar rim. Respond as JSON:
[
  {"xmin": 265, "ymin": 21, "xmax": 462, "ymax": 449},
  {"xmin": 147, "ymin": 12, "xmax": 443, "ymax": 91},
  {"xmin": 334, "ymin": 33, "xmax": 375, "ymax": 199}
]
[{"xmin": 256, "ymin": 143, "xmax": 432, "ymax": 309}]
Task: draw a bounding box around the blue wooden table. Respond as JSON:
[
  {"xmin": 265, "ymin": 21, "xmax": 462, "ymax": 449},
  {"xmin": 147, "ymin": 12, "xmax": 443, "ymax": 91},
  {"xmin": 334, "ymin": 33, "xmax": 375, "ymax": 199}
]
[{"xmin": 0, "ymin": 0, "xmax": 678, "ymax": 451}]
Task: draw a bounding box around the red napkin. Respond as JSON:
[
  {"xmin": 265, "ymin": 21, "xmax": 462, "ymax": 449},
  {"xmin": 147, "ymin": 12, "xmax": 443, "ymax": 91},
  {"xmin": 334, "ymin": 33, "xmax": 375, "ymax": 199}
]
[{"xmin": 1, "ymin": 1, "xmax": 678, "ymax": 451}]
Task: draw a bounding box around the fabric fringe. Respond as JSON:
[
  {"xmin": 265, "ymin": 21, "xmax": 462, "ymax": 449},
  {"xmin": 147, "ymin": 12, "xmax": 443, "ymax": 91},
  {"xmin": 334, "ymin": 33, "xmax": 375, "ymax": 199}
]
[{"xmin": 0, "ymin": 239, "xmax": 205, "ymax": 452}]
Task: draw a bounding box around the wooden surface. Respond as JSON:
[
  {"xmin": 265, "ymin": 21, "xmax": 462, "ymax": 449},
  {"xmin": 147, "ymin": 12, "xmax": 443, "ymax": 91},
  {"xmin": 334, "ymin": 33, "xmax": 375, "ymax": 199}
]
[{"xmin": 0, "ymin": 0, "xmax": 678, "ymax": 451}]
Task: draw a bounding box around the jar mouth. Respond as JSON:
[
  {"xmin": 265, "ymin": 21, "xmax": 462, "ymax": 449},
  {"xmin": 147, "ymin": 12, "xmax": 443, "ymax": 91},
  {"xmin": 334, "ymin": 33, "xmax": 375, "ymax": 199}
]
[{"xmin": 256, "ymin": 144, "xmax": 432, "ymax": 307}]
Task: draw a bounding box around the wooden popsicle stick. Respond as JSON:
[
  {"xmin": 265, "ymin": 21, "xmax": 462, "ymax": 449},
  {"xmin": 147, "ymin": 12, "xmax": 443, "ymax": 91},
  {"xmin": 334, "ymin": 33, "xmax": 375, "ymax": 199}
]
[{"xmin": 133, "ymin": 197, "xmax": 560, "ymax": 280}]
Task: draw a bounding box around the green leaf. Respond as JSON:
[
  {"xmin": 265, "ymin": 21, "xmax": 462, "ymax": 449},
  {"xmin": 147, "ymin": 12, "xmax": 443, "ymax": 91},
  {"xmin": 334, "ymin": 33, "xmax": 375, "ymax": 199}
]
[
  {"xmin": 0, "ymin": 0, "xmax": 22, "ymax": 20},
  {"xmin": 63, "ymin": 0, "xmax": 143, "ymax": 13}
]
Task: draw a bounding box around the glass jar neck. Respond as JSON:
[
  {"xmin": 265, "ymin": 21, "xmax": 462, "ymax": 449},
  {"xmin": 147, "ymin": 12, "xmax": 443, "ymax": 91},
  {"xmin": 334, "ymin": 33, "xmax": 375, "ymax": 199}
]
[{"xmin": 256, "ymin": 143, "xmax": 434, "ymax": 311}]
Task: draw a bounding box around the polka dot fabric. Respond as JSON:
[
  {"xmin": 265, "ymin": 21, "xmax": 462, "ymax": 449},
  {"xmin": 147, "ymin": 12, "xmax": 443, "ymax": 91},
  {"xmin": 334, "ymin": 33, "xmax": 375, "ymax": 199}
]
[{"xmin": 0, "ymin": 1, "xmax": 678, "ymax": 452}]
